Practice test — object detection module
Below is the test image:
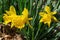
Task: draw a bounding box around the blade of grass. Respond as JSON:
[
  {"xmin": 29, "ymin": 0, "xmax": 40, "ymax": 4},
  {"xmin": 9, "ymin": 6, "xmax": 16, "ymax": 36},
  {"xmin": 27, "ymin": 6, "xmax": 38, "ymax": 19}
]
[
  {"xmin": 39, "ymin": 24, "xmax": 56, "ymax": 40},
  {"xmin": 46, "ymin": 0, "xmax": 51, "ymax": 5},
  {"xmin": 34, "ymin": 0, "xmax": 43, "ymax": 39},
  {"xmin": 34, "ymin": 23, "xmax": 42, "ymax": 40},
  {"xmin": 29, "ymin": 0, "xmax": 35, "ymax": 40},
  {"xmin": 54, "ymin": 1, "xmax": 59, "ymax": 10},
  {"xmin": 17, "ymin": 0, "xmax": 22, "ymax": 14}
]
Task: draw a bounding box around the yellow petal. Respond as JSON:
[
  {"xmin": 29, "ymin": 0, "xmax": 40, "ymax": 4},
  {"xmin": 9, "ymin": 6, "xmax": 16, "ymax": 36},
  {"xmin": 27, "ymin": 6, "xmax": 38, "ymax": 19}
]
[
  {"xmin": 47, "ymin": 21, "xmax": 51, "ymax": 27},
  {"xmin": 44, "ymin": 22, "xmax": 47, "ymax": 24},
  {"xmin": 3, "ymin": 14, "xmax": 11, "ymax": 25},
  {"xmin": 39, "ymin": 12, "xmax": 46, "ymax": 16},
  {"xmin": 39, "ymin": 18, "xmax": 43, "ymax": 22},
  {"xmin": 28, "ymin": 17, "xmax": 33, "ymax": 20},
  {"xmin": 10, "ymin": 6, "xmax": 16, "ymax": 13},
  {"xmin": 44, "ymin": 6, "xmax": 50, "ymax": 13},
  {"xmin": 16, "ymin": 24, "xmax": 25, "ymax": 29},
  {"xmin": 51, "ymin": 11, "xmax": 57, "ymax": 15},
  {"xmin": 11, "ymin": 22, "xmax": 14, "ymax": 28},
  {"xmin": 52, "ymin": 16, "xmax": 58, "ymax": 22},
  {"xmin": 9, "ymin": 6, "xmax": 16, "ymax": 15},
  {"xmin": 22, "ymin": 8, "xmax": 28, "ymax": 16},
  {"xmin": 5, "ymin": 11, "xmax": 9, "ymax": 15},
  {"xmin": 5, "ymin": 6, "xmax": 16, "ymax": 16},
  {"xmin": 3, "ymin": 21, "xmax": 11, "ymax": 25}
]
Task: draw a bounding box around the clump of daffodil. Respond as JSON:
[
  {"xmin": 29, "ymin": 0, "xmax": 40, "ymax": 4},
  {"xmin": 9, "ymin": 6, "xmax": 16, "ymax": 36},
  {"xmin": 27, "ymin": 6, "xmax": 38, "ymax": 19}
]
[
  {"xmin": 3, "ymin": 6, "xmax": 32, "ymax": 29},
  {"xmin": 39, "ymin": 6, "xmax": 58, "ymax": 27}
]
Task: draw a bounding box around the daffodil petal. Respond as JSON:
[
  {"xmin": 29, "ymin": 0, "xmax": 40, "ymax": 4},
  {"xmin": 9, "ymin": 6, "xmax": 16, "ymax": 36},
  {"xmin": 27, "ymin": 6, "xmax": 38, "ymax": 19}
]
[
  {"xmin": 28, "ymin": 17, "xmax": 33, "ymax": 20},
  {"xmin": 52, "ymin": 11, "xmax": 57, "ymax": 15},
  {"xmin": 3, "ymin": 21, "xmax": 11, "ymax": 25},
  {"xmin": 3, "ymin": 14, "xmax": 12, "ymax": 25},
  {"xmin": 44, "ymin": 22, "xmax": 47, "ymax": 24},
  {"xmin": 22, "ymin": 8, "xmax": 28, "ymax": 16},
  {"xmin": 53, "ymin": 16, "xmax": 58, "ymax": 22},
  {"xmin": 5, "ymin": 11, "xmax": 9, "ymax": 15},
  {"xmin": 40, "ymin": 18, "xmax": 43, "ymax": 22},
  {"xmin": 47, "ymin": 21, "xmax": 51, "ymax": 27},
  {"xmin": 10, "ymin": 6, "xmax": 16, "ymax": 13},
  {"xmin": 16, "ymin": 24, "xmax": 25, "ymax": 29},
  {"xmin": 44, "ymin": 6, "xmax": 50, "ymax": 13},
  {"xmin": 5, "ymin": 6, "xmax": 16, "ymax": 16},
  {"xmin": 39, "ymin": 12, "xmax": 46, "ymax": 16},
  {"xmin": 11, "ymin": 22, "xmax": 14, "ymax": 28}
]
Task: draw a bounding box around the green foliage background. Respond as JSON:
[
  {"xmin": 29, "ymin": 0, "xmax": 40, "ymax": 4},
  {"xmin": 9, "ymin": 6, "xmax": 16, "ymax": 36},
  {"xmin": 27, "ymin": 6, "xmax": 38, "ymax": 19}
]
[{"xmin": 0, "ymin": 0, "xmax": 60, "ymax": 40}]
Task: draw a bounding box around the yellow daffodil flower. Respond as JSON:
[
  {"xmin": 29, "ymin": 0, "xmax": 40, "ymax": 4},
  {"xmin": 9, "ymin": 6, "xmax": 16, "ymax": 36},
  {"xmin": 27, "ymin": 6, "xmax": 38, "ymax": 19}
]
[
  {"xmin": 12, "ymin": 8, "xmax": 33, "ymax": 29},
  {"xmin": 3, "ymin": 6, "xmax": 17, "ymax": 25},
  {"xmin": 39, "ymin": 6, "xmax": 58, "ymax": 27}
]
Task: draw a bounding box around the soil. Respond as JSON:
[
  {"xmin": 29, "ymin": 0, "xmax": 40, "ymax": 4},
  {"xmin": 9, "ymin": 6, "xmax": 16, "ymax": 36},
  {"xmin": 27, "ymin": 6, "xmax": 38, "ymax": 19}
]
[{"xmin": 0, "ymin": 23, "xmax": 25, "ymax": 40}]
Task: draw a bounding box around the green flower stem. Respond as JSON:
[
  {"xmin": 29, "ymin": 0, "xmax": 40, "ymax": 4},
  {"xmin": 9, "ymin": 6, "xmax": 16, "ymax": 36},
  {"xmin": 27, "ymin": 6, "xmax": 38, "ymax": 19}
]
[
  {"xmin": 30, "ymin": 0, "xmax": 32, "ymax": 15},
  {"xmin": 24, "ymin": 0, "xmax": 26, "ymax": 8}
]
